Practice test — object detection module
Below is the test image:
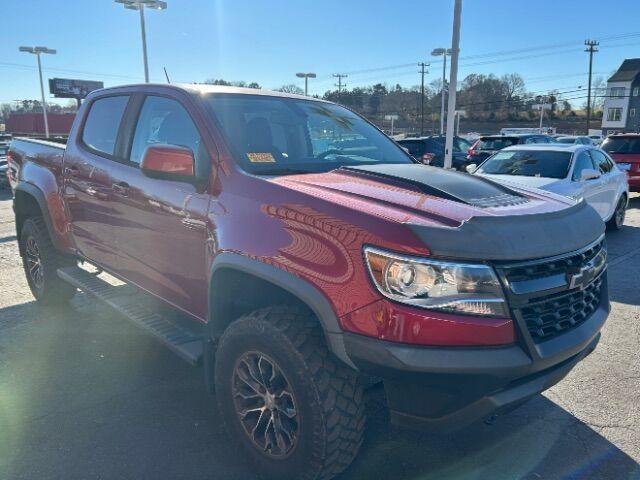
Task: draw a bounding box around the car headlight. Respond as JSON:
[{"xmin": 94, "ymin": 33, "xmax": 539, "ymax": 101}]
[{"xmin": 364, "ymin": 246, "xmax": 508, "ymax": 317}]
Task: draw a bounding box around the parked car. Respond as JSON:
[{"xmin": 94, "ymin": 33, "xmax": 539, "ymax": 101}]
[
  {"xmin": 10, "ymin": 84, "xmax": 608, "ymax": 480},
  {"xmin": 469, "ymin": 144, "xmax": 628, "ymax": 229},
  {"xmin": 601, "ymin": 133, "xmax": 640, "ymax": 192},
  {"xmin": 555, "ymin": 135, "xmax": 596, "ymax": 146},
  {"xmin": 397, "ymin": 135, "xmax": 471, "ymax": 170},
  {"xmin": 466, "ymin": 133, "xmax": 555, "ymax": 163},
  {"xmin": 589, "ymin": 134, "xmax": 604, "ymax": 145},
  {"xmin": 0, "ymin": 144, "xmax": 8, "ymax": 187}
]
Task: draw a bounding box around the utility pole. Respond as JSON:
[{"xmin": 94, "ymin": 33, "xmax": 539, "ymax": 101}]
[
  {"xmin": 333, "ymin": 74, "xmax": 347, "ymax": 103},
  {"xmin": 444, "ymin": 0, "xmax": 462, "ymax": 169},
  {"xmin": 418, "ymin": 62, "xmax": 429, "ymax": 136},
  {"xmin": 584, "ymin": 39, "xmax": 599, "ymax": 134}
]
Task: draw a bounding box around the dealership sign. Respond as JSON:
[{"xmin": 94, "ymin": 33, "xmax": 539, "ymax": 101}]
[{"xmin": 49, "ymin": 78, "xmax": 104, "ymax": 99}]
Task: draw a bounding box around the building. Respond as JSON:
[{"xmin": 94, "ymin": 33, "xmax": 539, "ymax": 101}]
[
  {"xmin": 5, "ymin": 112, "xmax": 75, "ymax": 137},
  {"xmin": 601, "ymin": 58, "xmax": 640, "ymax": 135}
]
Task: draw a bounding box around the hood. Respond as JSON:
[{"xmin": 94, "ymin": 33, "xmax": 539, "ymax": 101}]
[
  {"xmin": 270, "ymin": 164, "xmax": 603, "ymax": 261},
  {"xmin": 477, "ymin": 173, "xmax": 560, "ymax": 189}
]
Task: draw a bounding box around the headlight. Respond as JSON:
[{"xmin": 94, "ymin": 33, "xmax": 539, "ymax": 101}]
[{"xmin": 364, "ymin": 246, "xmax": 508, "ymax": 317}]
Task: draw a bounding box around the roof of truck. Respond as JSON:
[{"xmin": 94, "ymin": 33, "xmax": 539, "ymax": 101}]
[{"xmin": 95, "ymin": 83, "xmax": 329, "ymax": 103}]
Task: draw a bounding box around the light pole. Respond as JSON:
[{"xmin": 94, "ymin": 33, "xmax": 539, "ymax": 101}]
[
  {"xmin": 295, "ymin": 73, "xmax": 316, "ymax": 96},
  {"xmin": 443, "ymin": 0, "xmax": 462, "ymax": 170},
  {"xmin": 115, "ymin": 0, "xmax": 167, "ymax": 83},
  {"xmin": 19, "ymin": 46, "xmax": 56, "ymax": 138},
  {"xmin": 432, "ymin": 47, "xmax": 452, "ymax": 135}
]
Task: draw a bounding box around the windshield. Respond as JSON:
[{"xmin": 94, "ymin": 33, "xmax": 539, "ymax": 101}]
[
  {"xmin": 476, "ymin": 137, "xmax": 517, "ymax": 150},
  {"xmin": 602, "ymin": 137, "xmax": 640, "ymax": 154},
  {"xmin": 204, "ymin": 94, "xmax": 413, "ymax": 175},
  {"xmin": 556, "ymin": 137, "xmax": 576, "ymax": 144},
  {"xmin": 477, "ymin": 150, "xmax": 572, "ymax": 179}
]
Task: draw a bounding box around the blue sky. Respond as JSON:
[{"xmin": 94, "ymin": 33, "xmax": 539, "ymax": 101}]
[{"xmin": 2, "ymin": 0, "xmax": 640, "ymax": 106}]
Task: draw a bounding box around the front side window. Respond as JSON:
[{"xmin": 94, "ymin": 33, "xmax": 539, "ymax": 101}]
[
  {"xmin": 572, "ymin": 151, "xmax": 596, "ymax": 181},
  {"xmin": 204, "ymin": 94, "xmax": 412, "ymax": 175},
  {"xmin": 82, "ymin": 96, "xmax": 129, "ymax": 156},
  {"xmin": 477, "ymin": 150, "xmax": 572, "ymax": 179},
  {"xmin": 130, "ymin": 96, "xmax": 203, "ymax": 168},
  {"xmin": 607, "ymin": 108, "xmax": 622, "ymax": 121},
  {"xmin": 590, "ymin": 149, "xmax": 613, "ymax": 173}
]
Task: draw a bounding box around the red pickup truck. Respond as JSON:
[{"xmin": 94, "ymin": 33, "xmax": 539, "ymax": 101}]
[{"xmin": 10, "ymin": 84, "xmax": 608, "ymax": 480}]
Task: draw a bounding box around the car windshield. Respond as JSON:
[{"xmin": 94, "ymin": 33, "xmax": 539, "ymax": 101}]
[
  {"xmin": 557, "ymin": 137, "xmax": 576, "ymax": 144},
  {"xmin": 477, "ymin": 149, "xmax": 572, "ymax": 178},
  {"xmin": 203, "ymin": 94, "xmax": 413, "ymax": 175},
  {"xmin": 602, "ymin": 137, "xmax": 640, "ymax": 154},
  {"xmin": 476, "ymin": 137, "xmax": 517, "ymax": 150}
]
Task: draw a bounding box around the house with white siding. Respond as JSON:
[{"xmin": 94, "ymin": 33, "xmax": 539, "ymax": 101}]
[{"xmin": 601, "ymin": 59, "xmax": 640, "ymax": 135}]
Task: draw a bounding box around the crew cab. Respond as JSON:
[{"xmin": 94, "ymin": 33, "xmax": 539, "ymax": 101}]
[
  {"xmin": 601, "ymin": 133, "xmax": 640, "ymax": 192},
  {"xmin": 10, "ymin": 84, "xmax": 609, "ymax": 480}
]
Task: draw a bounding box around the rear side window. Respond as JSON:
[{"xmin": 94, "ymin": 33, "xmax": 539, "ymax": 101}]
[
  {"xmin": 398, "ymin": 141, "xmax": 424, "ymax": 157},
  {"xmin": 130, "ymin": 96, "xmax": 203, "ymax": 168},
  {"xmin": 572, "ymin": 151, "xmax": 596, "ymax": 181},
  {"xmin": 82, "ymin": 96, "xmax": 129, "ymax": 156},
  {"xmin": 601, "ymin": 137, "xmax": 640, "ymax": 153},
  {"xmin": 477, "ymin": 137, "xmax": 517, "ymax": 150}
]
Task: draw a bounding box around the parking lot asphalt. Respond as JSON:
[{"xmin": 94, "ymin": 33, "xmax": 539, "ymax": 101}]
[{"xmin": 0, "ymin": 186, "xmax": 639, "ymax": 480}]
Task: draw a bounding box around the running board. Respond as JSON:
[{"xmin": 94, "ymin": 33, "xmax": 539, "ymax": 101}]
[{"xmin": 57, "ymin": 266, "xmax": 203, "ymax": 365}]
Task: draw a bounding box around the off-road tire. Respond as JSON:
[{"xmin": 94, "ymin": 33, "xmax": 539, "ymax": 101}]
[
  {"xmin": 20, "ymin": 217, "xmax": 76, "ymax": 305},
  {"xmin": 214, "ymin": 305, "xmax": 366, "ymax": 480},
  {"xmin": 606, "ymin": 194, "xmax": 627, "ymax": 231}
]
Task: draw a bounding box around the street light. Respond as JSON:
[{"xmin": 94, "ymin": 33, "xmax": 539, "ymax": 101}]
[
  {"xmin": 19, "ymin": 46, "xmax": 56, "ymax": 138},
  {"xmin": 431, "ymin": 47, "xmax": 453, "ymax": 135},
  {"xmin": 295, "ymin": 73, "xmax": 316, "ymax": 96},
  {"xmin": 115, "ymin": 0, "xmax": 167, "ymax": 83}
]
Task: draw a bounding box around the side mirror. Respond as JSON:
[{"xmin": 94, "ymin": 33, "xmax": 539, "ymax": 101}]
[
  {"xmin": 466, "ymin": 163, "xmax": 478, "ymax": 173},
  {"xmin": 580, "ymin": 168, "xmax": 601, "ymax": 182},
  {"xmin": 141, "ymin": 144, "xmax": 195, "ymax": 180}
]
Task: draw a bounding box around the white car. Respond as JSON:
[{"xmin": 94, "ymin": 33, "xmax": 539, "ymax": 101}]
[{"xmin": 468, "ymin": 144, "xmax": 629, "ymax": 229}]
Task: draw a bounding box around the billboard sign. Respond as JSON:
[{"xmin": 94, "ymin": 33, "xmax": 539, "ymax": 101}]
[{"xmin": 49, "ymin": 78, "xmax": 104, "ymax": 99}]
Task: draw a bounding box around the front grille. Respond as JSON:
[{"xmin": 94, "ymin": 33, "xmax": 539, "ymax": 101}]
[
  {"xmin": 503, "ymin": 240, "xmax": 604, "ymax": 284},
  {"xmin": 498, "ymin": 238, "xmax": 606, "ymax": 343},
  {"xmin": 516, "ymin": 275, "xmax": 603, "ymax": 342}
]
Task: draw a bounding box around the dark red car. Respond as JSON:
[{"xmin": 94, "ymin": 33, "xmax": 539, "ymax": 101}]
[
  {"xmin": 10, "ymin": 84, "xmax": 608, "ymax": 480},
  {"xmin": 601, "ymin": 133, "xmax": 640, "ymax": 191}
]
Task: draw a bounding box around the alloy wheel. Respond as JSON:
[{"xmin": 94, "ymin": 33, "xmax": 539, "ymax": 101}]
[
  {"xmin": 615, "ymin": 198, "xmax": 626, "ymax": 228},
  {"xmin": 25, "ymin": 236, "xmax": 43, "ymax": 290},
  {"xmin": 231, "ymin": 351, "xmax": 299, "ymax": 458}
]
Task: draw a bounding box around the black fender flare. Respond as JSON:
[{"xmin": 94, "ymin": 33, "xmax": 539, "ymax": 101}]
[
  {"xmin": 208, "ymin": 252, "xmax": 355, "ymax": 369},
  {"xmin": 13, "ymin": 182, "xmax": 62, "ymax": 251}
]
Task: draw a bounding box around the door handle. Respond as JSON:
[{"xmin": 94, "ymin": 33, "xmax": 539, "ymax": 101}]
[
  {"xmin": 65, "ymin": 165, "xmax": 80, "ymax": 176},
  {"xmin": 112, "ymin": 181, "xmax": 130, "ymax": 196}
]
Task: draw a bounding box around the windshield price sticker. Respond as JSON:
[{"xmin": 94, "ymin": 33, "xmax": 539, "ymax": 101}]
[{"xmin": 247, "ymin": 152, "xmax": 276, "ymax": 163}]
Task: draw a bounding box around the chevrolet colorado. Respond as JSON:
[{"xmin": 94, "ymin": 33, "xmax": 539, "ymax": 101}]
[{"xmin": 11, "ymin": 84, "xmax": 608, "ymax": 480}]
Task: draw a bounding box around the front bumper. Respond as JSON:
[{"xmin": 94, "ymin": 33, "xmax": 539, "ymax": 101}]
[{"xmin": 344, "ymin": 276, "xmax": 608, "ymax": 432}]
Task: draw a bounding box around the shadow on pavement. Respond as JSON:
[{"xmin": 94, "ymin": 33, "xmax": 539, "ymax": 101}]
[
  {"xmin": 348, "ymin": 385, "xmax": 640, "ymax": 480},
  {"xmin": 1, "ymin": 298, "xmax": 638, "ymax": 480}
]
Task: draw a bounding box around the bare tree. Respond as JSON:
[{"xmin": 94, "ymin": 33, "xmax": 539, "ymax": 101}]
[{"xmin": 277, "ymin": 84, "xmax": 304, "ymax": 95}]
